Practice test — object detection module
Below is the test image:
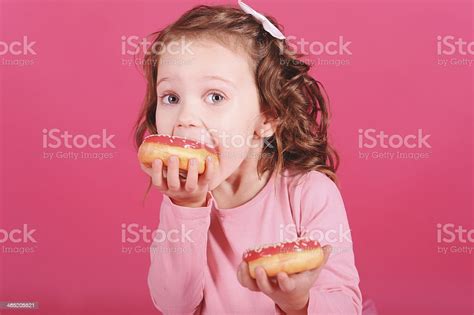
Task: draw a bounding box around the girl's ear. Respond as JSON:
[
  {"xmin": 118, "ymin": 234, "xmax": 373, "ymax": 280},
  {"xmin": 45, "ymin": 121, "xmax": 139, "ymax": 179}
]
[{"xmin": 254, "ymin": 114, "xmax": 278, "ymax": 138}]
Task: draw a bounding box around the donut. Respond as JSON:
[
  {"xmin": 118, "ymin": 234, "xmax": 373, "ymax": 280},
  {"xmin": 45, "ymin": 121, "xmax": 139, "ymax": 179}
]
[
  {"xmin": 243, "ymin": 237, "xmax": 324, "ymax": 279},
  {"xmin": 138, "ymin": 134, "xmax": 219, "ymax": 175}
]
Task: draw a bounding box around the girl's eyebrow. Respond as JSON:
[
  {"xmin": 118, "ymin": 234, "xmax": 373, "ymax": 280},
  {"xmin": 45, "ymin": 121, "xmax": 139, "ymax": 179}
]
[
  {"xmin": 156, "ymin": 77, "xmax": 172, "ymax": 88},
  {"xmin": 202, "ymin": 75, "xmax": 236, "ymax": 88}
]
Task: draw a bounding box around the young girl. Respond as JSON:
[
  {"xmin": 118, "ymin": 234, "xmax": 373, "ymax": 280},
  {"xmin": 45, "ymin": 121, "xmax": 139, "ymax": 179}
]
[{"xmin": 135, "ymin": 1, "xmax": 362, "ymax": 314}]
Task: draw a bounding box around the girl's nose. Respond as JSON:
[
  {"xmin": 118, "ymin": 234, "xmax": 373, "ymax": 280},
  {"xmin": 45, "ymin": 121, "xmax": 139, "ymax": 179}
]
[{"xmin": 175, "ymin": 103, "xmax": 201, "ymax": 128}]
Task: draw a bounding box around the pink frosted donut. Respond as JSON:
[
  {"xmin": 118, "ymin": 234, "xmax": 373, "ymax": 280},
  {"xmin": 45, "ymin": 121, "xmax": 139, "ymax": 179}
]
[
  {"xmin": 243, "ymin": 237, "xmax": 324, "ymax": 279},
  {"xmin": 138, "ymin": 134, "xmax": 218, "ymax": 174}
]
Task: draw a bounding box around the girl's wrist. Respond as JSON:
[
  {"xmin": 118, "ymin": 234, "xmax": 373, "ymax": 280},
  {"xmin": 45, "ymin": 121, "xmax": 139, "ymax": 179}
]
[
  {"xmin": 170, "ymin": 192, "xmax": 211, "ymax": 208},
  {"xmin": 277, "ymin": 294, "xmax": 309, "ymax": 315},
  {"xmin": 170, "ymin": 198, "xmax": 206, "ymax": 208}
]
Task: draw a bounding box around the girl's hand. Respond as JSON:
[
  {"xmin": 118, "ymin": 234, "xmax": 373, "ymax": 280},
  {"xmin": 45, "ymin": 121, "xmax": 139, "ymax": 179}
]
[
  {"xmin": 237, "ymin": 245, "xmax": 332, "ymax": 314},
  {"xmin": 140, "ymin": 155, "xmax": 215, "ymax": 208}
]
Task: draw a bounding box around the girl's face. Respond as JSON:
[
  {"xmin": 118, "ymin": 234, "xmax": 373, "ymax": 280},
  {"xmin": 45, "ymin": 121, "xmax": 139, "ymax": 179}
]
[{"xmin": 155, "ymin": 38, "xmax": 270, "ymax": 189}]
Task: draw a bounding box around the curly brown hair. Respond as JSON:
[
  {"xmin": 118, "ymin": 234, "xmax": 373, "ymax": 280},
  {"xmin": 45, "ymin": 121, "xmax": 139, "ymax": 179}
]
[{"xmin": 134, "ymin": 3, "xmax": 339, "ymax": 183}]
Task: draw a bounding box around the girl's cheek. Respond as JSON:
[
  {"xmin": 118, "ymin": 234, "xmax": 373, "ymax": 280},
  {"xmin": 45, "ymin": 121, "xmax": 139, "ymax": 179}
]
[{"xmin": 155, "ymin": 112, "xmax": 177, "ymax": 134}]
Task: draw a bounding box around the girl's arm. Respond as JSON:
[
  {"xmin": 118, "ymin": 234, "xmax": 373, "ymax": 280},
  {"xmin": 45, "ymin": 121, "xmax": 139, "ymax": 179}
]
[
  {"xmin": 147, "ymin": 193, "xmax": 213, "ymax": 314},
  {"xmin": 294, "ymin": 171, "xmax": 363, "ymax": 314}
]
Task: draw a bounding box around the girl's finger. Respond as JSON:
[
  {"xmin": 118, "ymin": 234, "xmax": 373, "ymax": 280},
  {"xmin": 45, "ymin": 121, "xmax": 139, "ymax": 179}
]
[
  {"xmin": 255, "ymin": 266, "xmax": 275, "ymax": 294},
  {"xmin": 199, "ymin": 156, "xmax": 214, "ymax": 186},
  {"xmin": 276, "ymin": 272, "xmax": 296, "ymax": 293},
  {"xmin": 238, "ymin": 262, "xmax": 260, "ymax": 292},
  {"xmin": 184, "ymin": 159, "xmax": 198, "ymax": 192},
  {"xmin": 166, "ymin": 156, "xmax": 181, "ymax": 191},
  {"xmin": 140, "ymin": 163, "xmax": 153, "ymax": 177},
  {"xmin": 322, "ymin": 245, "xmax": 332, "ymax": 265},
  {"xmin": 236, "ymin": 263, "xmax": 244, "ymax": 285},
  {"xmin": 151, "ymin": 160, "xmax": 166, "ymax": 189}
]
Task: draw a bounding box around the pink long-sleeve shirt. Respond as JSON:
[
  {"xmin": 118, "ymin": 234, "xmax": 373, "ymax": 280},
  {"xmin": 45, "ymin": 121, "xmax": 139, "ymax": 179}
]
[{"xmin": 147, "ymin": 170, "xmax": 362, "ymax": 314}]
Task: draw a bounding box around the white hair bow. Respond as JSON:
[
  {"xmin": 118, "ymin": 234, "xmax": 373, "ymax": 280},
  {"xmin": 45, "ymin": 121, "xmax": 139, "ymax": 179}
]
[{"xmin": 238, "ymin": 0, "xmax": 286, "ymax": 40}]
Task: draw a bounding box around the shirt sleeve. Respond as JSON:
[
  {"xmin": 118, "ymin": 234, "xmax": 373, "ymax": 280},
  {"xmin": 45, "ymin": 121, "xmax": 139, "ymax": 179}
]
[
  {"xmin": 147, "ymin": 192, "xmax": 213, "ymax": 314},
  {"xmin": 292, "ymin": 171, "xmax": 363, "ymax": 315}
]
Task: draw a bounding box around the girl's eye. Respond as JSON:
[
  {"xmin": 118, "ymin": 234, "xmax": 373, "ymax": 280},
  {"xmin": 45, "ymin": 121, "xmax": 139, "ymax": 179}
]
[
  {"xmin": 160, "ymin": 94, "xmax": 179, "ymax": 105},
  {"xmin": 206, "ymin": 92, "xmax": 225, "ymax": 104}
]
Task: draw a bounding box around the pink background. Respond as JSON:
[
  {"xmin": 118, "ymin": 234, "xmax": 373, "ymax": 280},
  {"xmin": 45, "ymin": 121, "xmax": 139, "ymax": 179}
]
[{"xmin": 1, "ymin": 0, "xmax": 472, "ymax": 314}]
